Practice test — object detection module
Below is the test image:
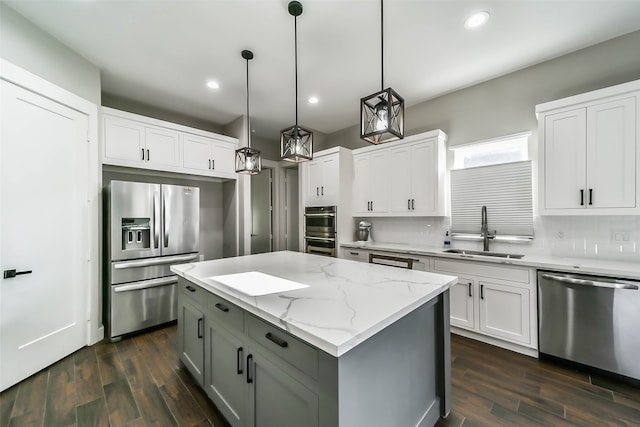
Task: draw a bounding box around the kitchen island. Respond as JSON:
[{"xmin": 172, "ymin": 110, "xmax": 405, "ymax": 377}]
[{"xmin": 171, "ymin": 251, "xmax": 456, "ymax": 427}]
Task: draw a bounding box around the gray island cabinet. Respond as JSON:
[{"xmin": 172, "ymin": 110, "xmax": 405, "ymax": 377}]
[{"xmin": 171, "ymin": 251, "xmax": 456, "ymax": 427}]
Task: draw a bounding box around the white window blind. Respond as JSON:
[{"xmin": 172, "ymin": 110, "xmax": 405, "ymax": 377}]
[{"xmin": 450, "ymin": 160, "xmax": 533, "ymax": 237}]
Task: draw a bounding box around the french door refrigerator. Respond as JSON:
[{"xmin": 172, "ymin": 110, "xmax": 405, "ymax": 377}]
[{"xmin": 106, "ymin": 180, "xmax": 200, "ymax": 341}]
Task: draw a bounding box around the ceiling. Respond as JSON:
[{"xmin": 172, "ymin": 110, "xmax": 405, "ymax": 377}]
[{"xmin": 5, "ymin": 0, "xmax": 640, "ymax": 140}]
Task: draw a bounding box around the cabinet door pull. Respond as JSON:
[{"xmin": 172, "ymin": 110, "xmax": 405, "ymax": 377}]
[
  {"xmin": 468, "ymin": 282, "xmax": 472, "ymax": 297},
  {"xmin": 208, "ymin": 159, "xmax": 211, "ymax": 169},
  {"xmin": 370, "ymin": 201, "xmax": 373, "ymax": 211},
  {"xmin": 321, "ymin": 186, "xmax": 324, "ymax": 196},
  {"xmin": 480, "ymin": 284, "xmax": 484, "ymax": 300},
  {"xmin": 265, "ymin": 332, "xmax": 288, "ymax": 348},
  {"xmin": 412, "ymin": 199, "xmax": 415, "ymax": 210},
  {"xmin": 212, "ymin": 159, "xmax": 215, "ymax": 170},
  {"xmin": 141, "ymin": 148, "xmax": 145, "ymax": 160},
  {"xmin": 146, "ymin": 149, "xmax": 150, "ymax": 161},
  {"xmin": 3, "ymin": 269, "xmax": 32, "ymax": 279},
  {"xmin": 580, "ymin": 189, "xmax": 584, "ymax": 206},
  {"xmin": 246, "ymin": 354, "xmax": 253, "ymax": 383},
  {"xmin": 350, "ymin": 251, "xmax": 359, "ymax": 255},
  {"xmin": 316, "ymin": 187, "xmax": 319, "ymax": 196},
  {"xmin": 185, "ymin": 285, "xmax": 196, "ymax": 292},
  {"xmin": 197, "ymin": 317, "xmax": 203, "ymax": 339},
  {"xmin": 236, "ymin": 347, "xmax": 243, "ymax": 375},
  {"xmin": 589, "ymin": 188, "xmax": 593, "ymax": 205},
  {"xmin": 215, "ymin": 302, "xmax": 229, "ymax": 313},
  {"xmin": 408, "ymin": 199, "xmax": 411, "ymax": 210}
]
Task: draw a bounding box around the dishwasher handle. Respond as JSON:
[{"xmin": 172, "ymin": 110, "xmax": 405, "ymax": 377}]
[{"xmin": 541, "ymin": 273, "xmax": 639, "ymax": 290}]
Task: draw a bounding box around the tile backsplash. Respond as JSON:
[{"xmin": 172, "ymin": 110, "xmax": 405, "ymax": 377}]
[{"xmin": 358, "ymin": 215, "xmax": 640, "ymax": 262}]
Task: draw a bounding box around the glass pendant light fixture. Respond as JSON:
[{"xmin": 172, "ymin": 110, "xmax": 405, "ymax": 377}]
[
  {"xmin": 235, "ymin": 49, "xmax": 262, "ymax": 175},
  {"xmin": 360, "ymin": 0, "xmax": 404, "ymax": 144},
  {"xmin": 280, "ymin": 1, "xmax": 313, "ymax": 162}
]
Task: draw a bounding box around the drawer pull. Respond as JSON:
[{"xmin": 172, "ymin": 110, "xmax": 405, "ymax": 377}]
[
  {"xmin": 349, "ymin": 251, "xmax": 359, "ymax": 255},
  {"xmin": 265, "ymin": 332, "xmax": 288, "ymax": 348},
  {"xmin": 480, "ymin": 284, "xmax": 485, "ymax": 300},
  {"xmin": 215, "ymin": 303, "xmax": 229, "ymax": 313},
  {"xmin": 237, "ymin": 347, "xmax": 243, "ymax": 375},
  {"xmin": 468, "ymin": 282, "xmax": 472, "ymax": 297},
  {"xmin": 246, "ymin": 354, "xmax": 253, "ymax": 384},
  {"xmin": 197, "ymin": 317, "xmax": 203, "ymax": 339},
  {"xmin": 185, "ymin": 285, "xmax": 196, "ymax": 293}
]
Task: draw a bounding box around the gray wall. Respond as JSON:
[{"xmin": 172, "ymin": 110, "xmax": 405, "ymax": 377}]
[
  {"xmin": 102, "ymin": 169, "xmax": 225, "ymax": 261},
  {"xmin": 325, "ymin": 30, "xmax": 640, "ymax": 150},
  {"xmin": 0, "ymin": 3, "xmax": 101, "ymax": 104}
]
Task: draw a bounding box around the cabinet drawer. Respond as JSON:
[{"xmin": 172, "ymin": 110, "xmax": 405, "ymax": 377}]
[
  {"xmin": 342, "ymin": 248, "xmax": 369, "ymax": 262},
  {"xmin": 247, "ymin": 315, "xmax": 319, "ymax": 380},
  {"xmin": 433, "ymin": 258, "xmax": 530, "ymax": 284},
  {"xmin": 179, "ymin": 279, "xmax": 205, "ymax": 304},
  {"xmin": 207, "ymin": 293, "xmax": 244, "ymax": 333}
]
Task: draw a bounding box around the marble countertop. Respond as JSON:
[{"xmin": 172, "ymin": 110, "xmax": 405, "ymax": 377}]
[
  {"xmin": 341, "ymin": 241, "xmax": 640, "ymax": 280},
  {"xmin": 171, "ymin": 251, "xmax": 456, "ymax": 357}
]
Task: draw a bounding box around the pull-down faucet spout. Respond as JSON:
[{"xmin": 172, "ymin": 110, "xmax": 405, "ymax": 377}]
[{"xmin": 481, "ymin": 205, "xmax": 495, "ymax": 251}]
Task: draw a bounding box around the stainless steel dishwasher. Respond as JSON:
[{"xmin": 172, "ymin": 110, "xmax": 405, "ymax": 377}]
[{"xmin": 538, "ymin": 270, "xmax": 640, "ymax": 381}]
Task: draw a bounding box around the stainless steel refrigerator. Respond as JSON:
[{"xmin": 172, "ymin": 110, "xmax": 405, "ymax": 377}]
[{"xmin": 105, "ymin": 180, "xmax": 200, "ymax": 341}]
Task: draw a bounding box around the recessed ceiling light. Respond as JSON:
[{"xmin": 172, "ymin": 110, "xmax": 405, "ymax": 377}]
[
  {"xmin": 464, "ymin": 11, "xmax": 490, "ymax": 29},
  {"xmin": 206, "ymin": 80, "xmax": 219, "ymax": 89},
  {"xmin": 308, "ymin": 96, "xmax": 319, "ymax": 104}
]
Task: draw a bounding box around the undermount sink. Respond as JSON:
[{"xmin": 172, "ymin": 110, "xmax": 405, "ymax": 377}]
[{"xmin": 444, "ymin": 249, "xmax": 525, "ymax": 259}]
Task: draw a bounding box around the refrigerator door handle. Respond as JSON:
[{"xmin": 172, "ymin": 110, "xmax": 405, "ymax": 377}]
[
  {"xmin": 541, "ymin": 273, "xmax": 639, "ymax": 290},
  {"xmin": 113, "ymin": 253, "xmax": 199, "ymax": 270},
  {"xmin": 163, "ymin": 195, "xmax": 169, "ymax": 248},
  {"xmin": 153, "ymin": 191, "xmax": 160, "ymax": 249},
  {"xmin": 113, "ymin": 276, "xmax": 178, "ymax": 292}
]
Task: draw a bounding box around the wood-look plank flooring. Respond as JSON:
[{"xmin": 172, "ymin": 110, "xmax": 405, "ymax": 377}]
[{"xmin": 2, "ymin": 325, "xmax": 639, "ymax": 426}]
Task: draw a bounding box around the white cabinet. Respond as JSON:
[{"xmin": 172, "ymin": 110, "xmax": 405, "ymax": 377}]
[
  {"xmin": 103, "ymin": 116, "xmax": 180, "ymax": 168},
  {"xmin": 432, "ymin": 257, "xmax": 536, "ymax": 354},
  {"xmin": 352, "ymin": 129, "xmax": 447, "ymax": 217},
  {"xmin": 353, "ymin": 151, "xmax": 390, "ymax": 214},
  {"xmin": 304, "ymin": 154, "xmax": 339, "ymax": 206},
  {"xmin": 340, "ymin": 247, "xmax": 370, "ymax": 262},
  {"xmin": 101, "ymin": 107, "xmax": 238, "ymax": 178},
  {"xmin": 537, "ymin": 80, "xmax": 640, "ymax": 215},
  {"xmin": 182, "ymin": 133, "xmax": 235, "ymax": 177}
]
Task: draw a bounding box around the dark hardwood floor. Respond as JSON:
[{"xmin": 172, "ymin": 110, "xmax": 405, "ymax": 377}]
[{"xmin": 2, "ymin": 325, "xmax": 639, "ymax": 426}]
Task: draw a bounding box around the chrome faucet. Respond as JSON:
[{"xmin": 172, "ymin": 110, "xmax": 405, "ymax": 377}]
[{"xmin": 481, "ymin": 205, "xmax": 496, "ymax": 251}]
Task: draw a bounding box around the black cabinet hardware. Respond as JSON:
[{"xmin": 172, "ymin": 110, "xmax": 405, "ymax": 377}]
[
  {"xmin": 589, "ymin": 188, "xmax": 593, "ymax": 205},
  {"xmin": 237, "ymin": 347, "xmax": 243, "ymax": 374},
  {"xmin": 480, "ymin": 284, "xmax": 485, "ymax": 300},
  {"xmin": 408, "ymin": 199, "xmax": 411, "ymax": 210},
  {"xmin": 3, "ymin": 269, "xmax": 32, "ymax": 279},
  {"xmin": 186, "ymin": 285, "xmax": 196, "ymax": 292},
  {"xmin": 580, "ymin": 189, "xmax": 584, "ymax": 206},
  {"xmin": 146, "ymin": 149, "xmax": 150, "ymax": 161},
  {"xmin": 215, "ymin": 303, "xmax": 229, "ymax": 313},
  {"xmin": 321, "ymin": 186, "xmax": 324, "ymax": 196},
  {"xmin": 265, "ymin": 332, "xmax": 288, "ymax": 348},
  {"xmin": 468, "ymin": 282, "xmax": 472, "ymax": 297},
  {"xmin": 246, "ymin": 354, "xmax": 253, "ymax": 383},
  {"xmin": 212, "ymin": 159, "xmax": 215, "ymax": 170},
  {"xmin": 350, "ymin": 251, "xmax": 359, "ymax": 255},
  {"xmin": 141, "ymin": 148, "xmax": 145, "ymax": 160},
  {"xmin": 412, "ymin": 199, "xmax": 415, "ymax": 210},
  {"xmin": 208, "ymin": 159, "xmax": 211, "ymax": 169},
  {"xmin": 197, "ymin": 317, "xmax": 203, "ymax": 339}
]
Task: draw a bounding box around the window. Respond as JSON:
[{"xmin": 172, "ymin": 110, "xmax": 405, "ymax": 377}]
[
  {"xmin": 449, "ymin": 132, "xmax": 533, "ymax": 240},
  {"xmin": 451, "ymin": 132, "xmax": 530, "ymax": 169}
]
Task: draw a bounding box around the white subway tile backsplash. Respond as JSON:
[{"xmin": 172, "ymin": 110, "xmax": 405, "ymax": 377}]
[{"xmin": 357, "ymin": 215, "xmax": 640, "ymax": 262}]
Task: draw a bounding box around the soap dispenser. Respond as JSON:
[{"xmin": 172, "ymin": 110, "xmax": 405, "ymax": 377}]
[{"xmin": 443, "ymin": 230, "xmax": 451, "ymax": 249}]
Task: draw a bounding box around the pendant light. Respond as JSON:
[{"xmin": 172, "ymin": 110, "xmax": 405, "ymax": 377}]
[
  {"xmin": 360, "ymin": 0, "xmax": 404, "ymax": 144},
  {"xmin": 235, "ymin": 49, "xmax": 262, "ymax": 175},
  {"xmin": 280, "ymin": 1, "xmax": 313, "ymax": 162}
]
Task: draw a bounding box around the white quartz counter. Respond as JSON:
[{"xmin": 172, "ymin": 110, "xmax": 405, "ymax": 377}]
[
  {"xmin": 171, "ymin": 251, "xmax": 456, "ymax": 357},
  {"xmin": 341, "ymin": 241, "xmax": 640, "ymax": 280}
]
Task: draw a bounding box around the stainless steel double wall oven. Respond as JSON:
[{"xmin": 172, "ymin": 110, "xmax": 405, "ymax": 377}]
[
  {"xmin": 304, "ymin": 206, "xmax": 337, "ymax": 257},
  {"xmin": 105, "ymin": 180, "xmax": 200, "ymax": 341}
]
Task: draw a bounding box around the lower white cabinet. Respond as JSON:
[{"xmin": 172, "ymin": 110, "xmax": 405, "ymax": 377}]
[
  {"xmin": 178, "ymin": 283, "xmax": 206, "ymax": 386},
  {"xmin": 340, "ymin": 247, "xmax": 370, "ymax": 262},
  {"xmin": 478, "ymin": 280, "xmax": 530, "ymax": 345},
  {"xmin": 449, "ymin": 277, "xmax": 475, "ymax": 330}
]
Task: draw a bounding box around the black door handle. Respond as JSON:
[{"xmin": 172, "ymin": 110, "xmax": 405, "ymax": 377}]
[
  {"xmin": 237, "ymin": 347, "xmax": 243, "ymax": 374},
  {"xmin": 246, "ymin": 354, "xmax": 253, "ymax": 383},
  {"xmin": 3, "ymin": 269, "xmax": 32, "ymax": 279},
  {"xmin": 468, "ymin": 282, "xmax": 472, "ymax": 297},
  {"xmin": 185, "ymin": 285, "xmax": 196, "ymax": 292},
  {"xmin": 480, "ymin": 284, "xmax": 485, "ymax": 300},
  {"xmin": 265, "ymin": 332, "xmax": 288, "ymax": 348},
  {"xmin": 197, "ymin": 318, "xmax": 203, "ymax": 339},
  {"xmin": 146, "ymin": 149, "xmax": 150, "ymax": 161},
  {"xmin": 580, "ymin": 189, "xmax": 584, "ymax": 206},
  {"xmin": 589, "ymin": 188, "xmax": 593, "ymax": 205},
  {"xmin": 215, "ymin": 303, "xmax": 229, "ymax": 313}
]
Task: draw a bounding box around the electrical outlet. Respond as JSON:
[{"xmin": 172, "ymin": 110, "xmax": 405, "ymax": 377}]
[
  {"xmin": 612, "ymin": 231, "xmax": 631, "ymax": 242},
  {"xmin": 199, "ymin": 254, "xmax": 205, "ymax": 261}
]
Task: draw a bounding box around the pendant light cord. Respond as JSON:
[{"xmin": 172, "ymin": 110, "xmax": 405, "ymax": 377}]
[
  {"xmin": 246, "ymin": 56, "xmax": 251, "ymax": 149},
  {"xmin": 380, "ymin": 0, "xmax": 384, "ymax": 91},
  {"xmin": 294, "ymin": 14, "xmax": 299, "ymax": 130}
]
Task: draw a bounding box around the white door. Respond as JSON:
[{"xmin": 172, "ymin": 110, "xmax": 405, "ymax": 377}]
[
  {"xmin": 145, "ymin": 126, "xmax": 180, "ymax": 168},
  {"xmin": 543, "ymin": 109, "xmax": 587, "ymax": 209},
  {"xmin": 182, "ymin": 134, "xmax": 212, "ymax": 172},
  {"xmin": 390, "ymin": 146, "xmax": 412, "ymax": 212},
  {"xmin": 449, "ymin": 278, "xmax": 475, "ymax": 329},
  {"xmin": 0, "ymin": 80, "xmax": 88, "ymax": 391},
  {"xmin": 586, "ymin": 97, "xmax": 636, "ymax": 209},
  {"xmin": 411, "ymin": 140, "xmax": 436, "ymax": 214},
  {"xmin": 352, "ymin": 154, "xmax": 371, "ymax": 214},
  {"xmin": 304, "ymin": 159, "xmax": 322, "ymax": 205},
  {"xmin": 103, "ymin": 116, "xmax": 145, "ymax": 164},
  {"xmin": 370, "ymin": 150, "xmax": 390, "ymax": 213},
  {"xmin": 211, "ymin": 140, "xmax": 235, "ymax": 175},
  {"xmin": 478, "ymin": 281, "xmax": 530, "ymax": 345},
  {"xmin": 320, "ymin": 155, "xmax": 338, "ymax": 204}
]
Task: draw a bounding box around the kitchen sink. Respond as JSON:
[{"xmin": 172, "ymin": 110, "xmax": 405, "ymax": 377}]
[{"xmin": 444, "ymin": 249, "xmax": 525, "ymax": 259}]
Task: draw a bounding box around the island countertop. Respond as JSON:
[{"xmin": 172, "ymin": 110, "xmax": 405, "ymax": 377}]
[{"xmin": 171, "ymin": 251, "xmax": 456, "ymax": 357}]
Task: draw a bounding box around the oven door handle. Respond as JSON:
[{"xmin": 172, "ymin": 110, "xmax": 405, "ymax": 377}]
[
  {"xmin": 113, "ymin": 276, "xmax": 178, "ymax": 292},
  {"xmin": 307, "ymin": 246, "xmax": 335, "ymax": 256},
  {"xmin": 304, "ymin": 213, "xmax": 336, "ymax": 217},
  {"xmin": 305, "ymin": 236, "xmax": 336, "ymax": 242}
]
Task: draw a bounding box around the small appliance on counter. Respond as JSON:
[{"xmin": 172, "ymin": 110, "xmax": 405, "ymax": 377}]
[{"xmin": 356, "ymin": 221, "xmax": 373, "ymax": 242}]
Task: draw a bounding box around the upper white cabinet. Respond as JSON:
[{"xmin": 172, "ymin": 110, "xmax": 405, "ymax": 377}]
[
  {"xmin": 102, "ymin": 107, "xmax": 238, "ymax": 179},
  {"xmin": 301, "ymin": 147, "xmax": 352, "ymax": 208},
  {"xmin": 352, "ymin": 129, "xmax": 447, "ymax": 217},
  {"xmin": 537, "ymin": 80, "xmax": 640, "ymax": 215},
  {"xmin": 353, "ymin": 150, "xmax": 390, "ymax": 214}
]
